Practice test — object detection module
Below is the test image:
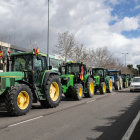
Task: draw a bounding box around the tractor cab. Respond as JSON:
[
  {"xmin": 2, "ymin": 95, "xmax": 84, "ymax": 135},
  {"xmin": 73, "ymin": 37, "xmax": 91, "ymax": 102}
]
[
  {"xmin": 92, "ymin": 68, "xmax": 108, "ymax": 82},
  {"xmin": 59, "ymin": 61, "xmax": 87, "ymax": 83},
  {"xmin": 108, "ymin": 70, "xmax": 121, "ymax": 81}
]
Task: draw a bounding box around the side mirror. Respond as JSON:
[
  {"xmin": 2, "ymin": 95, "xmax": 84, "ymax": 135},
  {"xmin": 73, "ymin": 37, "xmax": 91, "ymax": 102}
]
[
  {"xmin": 49, "ymin": 65, "xmax": 52, "ymax": 70},
  {"xmin": 37, "ymin": 54, "xmax": 42, "ymax": 60}
]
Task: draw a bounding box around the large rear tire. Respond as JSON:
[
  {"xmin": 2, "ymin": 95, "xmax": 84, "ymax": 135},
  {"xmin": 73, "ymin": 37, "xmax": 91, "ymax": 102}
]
[
  {"xmin": 72, "ymin": 83, "xmax": 83, "ymax": 100},
  {"xmin": 5, "ymin": 84, "xmax": 32, "ymax": 116},
  {"xmin": 100, "ymin": 83, "xmax": 106, "ymax": 94},
  {"xmin": 40, "ymin": 75, "xmax": 62, "ymax": 108},
  {"xmin": 107, "ymin": 79, "xmax": 113, "ymax": 93},
  {"xmin": 123, "ymin": 82, "xmax": 127, "ymax": 88},
  {"xmin": 84, "ymin": 78, "xmax": 94, "ymax": 98}
]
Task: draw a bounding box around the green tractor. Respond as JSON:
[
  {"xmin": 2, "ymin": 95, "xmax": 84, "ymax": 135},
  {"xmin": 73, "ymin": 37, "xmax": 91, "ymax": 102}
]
[
  {"xmin": 0, "ymin": 48, "xmax": 62, "ymax": 116},
  {"xmin": 120, "ymin": 74, "xmax": 129, "ymax": 88},
  {"xmin": 59, "ymin": 61, "xmax": 95, "ymax": 100},
  {"xmin": 91, "ymin": 68, "xmax": 113, "ymax": 94},
  {"xmin": 126, "ymin": 74, "xmax": 133, "ymax": 86}
]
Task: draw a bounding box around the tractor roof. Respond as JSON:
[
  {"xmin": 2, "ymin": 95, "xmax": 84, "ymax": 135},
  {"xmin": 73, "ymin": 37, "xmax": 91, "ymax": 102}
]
[
  {"xmin": 92, "ymin": 67, "xmax": 107, "ymax": 70},
  {"xmin": 63, "ymin": 61, "xmax": 86, "ymax": 65},
  {"xmin": 108, "ymin": 70, "xmax": 120, "ymax": 72},
  {"xmin": 11, "ymin": 52, "xmax": 47, "ymax": 57}
]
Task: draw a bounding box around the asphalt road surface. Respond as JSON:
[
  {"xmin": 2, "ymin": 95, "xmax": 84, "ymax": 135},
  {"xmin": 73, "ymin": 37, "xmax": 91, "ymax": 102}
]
[{"xmin": 0, "ymin": 88, "xmax": 140, "ymax": 140}]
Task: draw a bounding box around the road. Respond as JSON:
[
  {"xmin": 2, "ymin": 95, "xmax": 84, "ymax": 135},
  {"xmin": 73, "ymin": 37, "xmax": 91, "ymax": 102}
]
[{"xmin": 0, "ymin": 88, "xmax": 140, "ymax": 140}]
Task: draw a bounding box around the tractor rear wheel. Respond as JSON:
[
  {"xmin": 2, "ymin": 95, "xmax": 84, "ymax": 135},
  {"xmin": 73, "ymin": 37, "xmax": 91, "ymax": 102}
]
[
  {"xmin": 40, "ymin": 75, "xmax": 62, "ymax": 108},
  {"xmin": 123, "ymin": 82, "xmax": 127, "ymax": 88},
  {"xmin": 126, "ymin": 80, "xmax": 129, "ymax": 88},
  {"xmin": 107, "ymin": 78, "xmax": 113, "ymax": 93},
  {"xmin": 100, "ymin": 83, "xmax": 106, "ymax": 94},
  {"xmin": 5, "ymin": 84, "xmax": 32, "ymax": 116},
  {"xmin": 72, "ymin": 83, "xmax": 83, "ymax": 100},
  {"xmin": 119, "ymin": 78, "xmax": 122, "ymax": 90},
  {"xmin": 84, "ymin": 78, "xmax": 94, "ymax": 98},
  {"xmin": 115, "ymin": 81, "xmax": 119, "ymax": 90}
]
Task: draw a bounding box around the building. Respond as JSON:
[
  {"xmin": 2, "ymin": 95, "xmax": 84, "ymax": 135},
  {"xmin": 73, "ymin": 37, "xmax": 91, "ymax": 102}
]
[{"xmin": 0, "ymin": 42, "xmax": 67, "ymax": 72}]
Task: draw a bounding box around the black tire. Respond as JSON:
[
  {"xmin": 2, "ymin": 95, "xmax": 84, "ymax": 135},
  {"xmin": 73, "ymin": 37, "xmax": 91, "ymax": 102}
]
[
  {"xmin": 123, "ymin": 82, "xmax": 127, "ymax": 88},
  {"xmin": 107, "ymin": 79, "xmax": 113, "ymax": 93},
  {"xmin": 84, "ymin": 78, "xmax": 94, "ymax": 98},
  {"xmin": 5, "ymin": 84, "xmax": 32, "ymax": 116},
  {"xmin": 100, "ymin": 83, "xmax": 106, "ymax": 94},
  {"xmin": 40, "ymin": 75, "xmax": 62, "ymax": 108},
  {"xmin": 115, "ymin": 81, "xmax": 119, "ymax": 90},
  {"xmin": 130, "ymin": 90, "xmax": 132, "ymax": 92},
  {"xmin": 119, "ymin": 78, "xmax": 122, "ymax": 90},
  {"xmin": 72, "ymin": 83, "xmax": 83, "ymax": 100}
]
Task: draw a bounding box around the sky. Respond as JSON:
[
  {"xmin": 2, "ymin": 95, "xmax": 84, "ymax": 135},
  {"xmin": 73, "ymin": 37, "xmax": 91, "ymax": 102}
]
[{"xmin": 0, "ymin": 0, "xmax": 140, "ymax": 67}]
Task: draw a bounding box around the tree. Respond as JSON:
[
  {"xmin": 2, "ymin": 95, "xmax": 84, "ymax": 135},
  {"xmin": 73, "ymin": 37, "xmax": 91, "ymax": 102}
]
[
  {"xmin": 53, "ymin": 31, "xmax": 76, "ymax": 61},
  {"xmin": 71, "ymin": 44, "xmax": 88, "ymax": 62},
  {"xmin": 127, "ymin": 64, "xmax": 133, "ymax": 69}
]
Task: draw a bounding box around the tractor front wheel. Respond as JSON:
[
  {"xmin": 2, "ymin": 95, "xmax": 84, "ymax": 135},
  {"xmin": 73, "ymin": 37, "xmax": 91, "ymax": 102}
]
[
  {"xmin": 119, "ymin": 79, "xmax": 122, "ymax": 90},
  {"xmin": 84, "ymin": 78, "xmax": 94, "ymax": 98},
  {"xmin": 107, "ymin": 79, "xmax": 113, "ymax": 93},
  {"xmin": 40, "ymin": 75, "xmax": 62, "ymax": 108},
  {"xmin": 123, "ymin": 82, "xmax": 127, "ymax": 88},
  {"xmin": 72, "ymin": 84, "xmax": 83, "ymax": 100},
  {"xmin": 5, "ymin": 84, "xmax": 32, "ymax": 116},
  {"xmin": 100, "ymin": 83, "xmax": 106, "ymax": 94}
]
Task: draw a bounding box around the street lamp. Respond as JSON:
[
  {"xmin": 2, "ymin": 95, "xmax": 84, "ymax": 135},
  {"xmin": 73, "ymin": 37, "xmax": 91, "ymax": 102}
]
[
  {"xmin": 122, "ymin": 53, "xmax": 129, "ymax": 74},
  {"xmin": 47, "ymin": 0, "xmax": 49, "ymax": 69}
]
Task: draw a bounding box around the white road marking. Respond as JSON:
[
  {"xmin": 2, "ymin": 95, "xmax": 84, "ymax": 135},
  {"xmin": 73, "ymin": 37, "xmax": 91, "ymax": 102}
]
[
  {"xmin": 8, "ymin": 116, "xmax": 43, "ymax": 127},
  {"xmin": 87, "ymin": 99, "xmax": 96, "ymax": 103},
  {"xmin": 111, "ymin": 93, "xmax": 116, "ymax": 95}
]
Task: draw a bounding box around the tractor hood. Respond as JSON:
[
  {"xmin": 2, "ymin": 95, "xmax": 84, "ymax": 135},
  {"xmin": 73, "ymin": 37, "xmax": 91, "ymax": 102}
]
[
  {"xmin": 0, "ymin": 71, "xmax": 24, "ymax": 78},
  {"xmin": 59, "ymin": 74, "xmax": 74, "ymax": 78},
  {"xmin": 0, "ymin": 71, "xmax": 24, "ymax": 96}
]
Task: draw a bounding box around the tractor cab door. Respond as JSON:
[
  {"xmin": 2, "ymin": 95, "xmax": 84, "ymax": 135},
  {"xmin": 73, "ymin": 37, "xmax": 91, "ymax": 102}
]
[{"xmin": 33, "ymin": 55, "xmax": 47, "ymax": 86}]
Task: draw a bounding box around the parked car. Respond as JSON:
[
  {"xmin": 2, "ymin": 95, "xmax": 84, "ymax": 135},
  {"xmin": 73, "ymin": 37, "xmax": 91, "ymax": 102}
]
[{"xmin": 130, "ymin": 77, "xmax": 140, "ymax": 92}]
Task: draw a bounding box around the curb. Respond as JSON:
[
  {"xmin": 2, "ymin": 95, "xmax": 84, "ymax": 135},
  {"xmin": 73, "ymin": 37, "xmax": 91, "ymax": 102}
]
[{"xmin": 121, "ymin": 110, "xmax": 140, "ymax": 140}]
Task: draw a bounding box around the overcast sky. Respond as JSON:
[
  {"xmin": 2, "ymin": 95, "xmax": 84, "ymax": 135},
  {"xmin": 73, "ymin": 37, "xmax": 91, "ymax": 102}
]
[{"xmin": 0, "ymin": 0, "xmax": 140, "ymax": 67}]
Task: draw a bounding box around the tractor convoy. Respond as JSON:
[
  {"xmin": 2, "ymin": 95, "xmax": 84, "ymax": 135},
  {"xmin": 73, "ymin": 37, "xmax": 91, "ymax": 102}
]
[{"xmin": 0, "ymin": 48, "xmax": 132, "ymax": 116}]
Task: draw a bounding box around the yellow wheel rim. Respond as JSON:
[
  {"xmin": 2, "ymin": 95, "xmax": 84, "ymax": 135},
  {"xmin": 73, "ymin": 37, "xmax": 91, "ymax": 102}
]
[
  {"xmin": 17, "ymin": 91, "xmax": 29, "ymax": 110},
  {"xmin": 79, "ymin": 87, "xmax": 83, "ymax": 97},
  {"xmin": 127, "ymin": 81, "xmax": 128, "ymax": 87},
  {"xmin": 90, "ymin": 82, "xmax": 94, "ymax": 94},
  {"xmin": 50, "ymin": 82, "xmax": 59, "ymax": 101},
  {"xmin": 103, "ymin": 85, "xmax": 106, "ymax": 93},
  {"xmin": 110, "ymin": 81, "xmax": 112, "ymax": 90}
]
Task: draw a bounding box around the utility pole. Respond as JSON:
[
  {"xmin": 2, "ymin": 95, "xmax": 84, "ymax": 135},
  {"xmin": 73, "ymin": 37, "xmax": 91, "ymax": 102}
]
[
  {"xmin": 47, "ymin": 0, "xmax": 49, "ymax": 69},
  {"xmin": 122, "ymin": 53, "xmax": 128, "ymax": 74}
]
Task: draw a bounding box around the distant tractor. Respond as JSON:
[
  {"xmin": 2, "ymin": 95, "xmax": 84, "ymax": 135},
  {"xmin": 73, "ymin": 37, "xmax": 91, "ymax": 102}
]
[
  {"xmin": 108, "ymin": 70, "xmax": 122, "ymax": 90},
  {"xmin": 120, "ymin": 74, "xmax": 129, "ymax": 88},
  {"xmin": 59, "ymin": 61, "xmax": 95, "ymax": 100},
  {"xmin": 0, "ymin": 48, "xmax": 62, "ymax": 116},
  {"xmin": 92, "ymin": 68, "xmax": 113, "ymax": 94},
  {"xmin": 127, "ymin": 74, "xmax": 133, "ymax": 86}
]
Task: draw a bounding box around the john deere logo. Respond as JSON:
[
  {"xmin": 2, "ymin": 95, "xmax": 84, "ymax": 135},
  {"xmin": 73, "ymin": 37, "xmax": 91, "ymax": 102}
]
[{"xmin": 0, "ymin": 51, "xmax": 3, "ymax": 57}]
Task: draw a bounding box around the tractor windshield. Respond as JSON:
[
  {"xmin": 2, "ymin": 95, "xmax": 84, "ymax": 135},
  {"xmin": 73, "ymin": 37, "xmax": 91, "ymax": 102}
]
[
  {"xmin": 65, "ymin": 64, "xmax": 80, "ymax": 74},
  {"xmin": 12, "ymin": 55, "xmax": 32, "ymax": 71},
  {"xmin": 92, "ymin": 69, "xmax": 103, "ymax": 77},
  {"xmin": 109, "ymin": 71, "xmax": 119, "ymax": 78}
]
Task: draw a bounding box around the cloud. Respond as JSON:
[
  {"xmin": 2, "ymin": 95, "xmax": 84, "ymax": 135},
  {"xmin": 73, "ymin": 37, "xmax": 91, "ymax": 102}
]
[{"xmin": 0, "ymin": 0, "xmax": 140, "ymax": 67}]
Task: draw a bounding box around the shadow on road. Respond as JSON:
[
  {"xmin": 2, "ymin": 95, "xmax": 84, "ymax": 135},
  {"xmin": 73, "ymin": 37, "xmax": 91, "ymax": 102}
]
[
  {"xmin": 86, "ymin": 95, "xmax": 140, "ymax": 140},
  {"xmin": 0, "ymin": 107, "xmax": 11, "ymax": 118}
]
